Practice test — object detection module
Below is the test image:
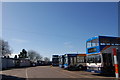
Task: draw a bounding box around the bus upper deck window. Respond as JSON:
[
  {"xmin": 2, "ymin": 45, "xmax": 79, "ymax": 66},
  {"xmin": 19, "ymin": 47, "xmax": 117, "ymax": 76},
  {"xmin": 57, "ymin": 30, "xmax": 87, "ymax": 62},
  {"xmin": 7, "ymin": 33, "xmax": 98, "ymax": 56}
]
[
  {"xmin": 87, "ymin": 41, "xmax": 92, "ymax": 48},
  {"xmin": 100, "ymin": 43, "xmax": 104, "ymax": 45},
  {"xmin": 100, "ymin": 38, "xmax": 112, "ymax": 45},
  {"xmin": 106, "ymin": 43, "xmax": 111, "ymax": 45},
  {"xmin": 91, "ymin": 39, "xmax": 99, "ymax": 47}
]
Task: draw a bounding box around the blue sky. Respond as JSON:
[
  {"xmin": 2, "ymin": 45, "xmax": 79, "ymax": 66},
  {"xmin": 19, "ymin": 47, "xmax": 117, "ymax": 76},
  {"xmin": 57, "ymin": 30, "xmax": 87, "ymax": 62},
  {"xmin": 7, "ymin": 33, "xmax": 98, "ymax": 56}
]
[{"xmin": 2, "ymin": 2, "xmax": 118, "ymax": 59}]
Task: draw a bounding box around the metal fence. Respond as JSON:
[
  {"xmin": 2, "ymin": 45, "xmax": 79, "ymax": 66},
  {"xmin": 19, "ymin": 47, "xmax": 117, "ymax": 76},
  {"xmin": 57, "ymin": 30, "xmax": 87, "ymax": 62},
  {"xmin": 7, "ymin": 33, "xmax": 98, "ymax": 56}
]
[{"xmin": 1, "ymin": 58, "xmax": 31, "ymax": 69}]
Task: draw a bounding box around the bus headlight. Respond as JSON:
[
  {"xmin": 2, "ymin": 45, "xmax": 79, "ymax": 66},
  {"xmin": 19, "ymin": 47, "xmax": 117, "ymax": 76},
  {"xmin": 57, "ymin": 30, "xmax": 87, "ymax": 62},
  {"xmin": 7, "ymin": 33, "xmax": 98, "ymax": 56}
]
[
  {"xmin": 98, "ymin": 67, "xmax": 101, "ymax": 70},
  {"xmin": 87, "ymin": 67, "xmax": 89, "ymax": 69}
]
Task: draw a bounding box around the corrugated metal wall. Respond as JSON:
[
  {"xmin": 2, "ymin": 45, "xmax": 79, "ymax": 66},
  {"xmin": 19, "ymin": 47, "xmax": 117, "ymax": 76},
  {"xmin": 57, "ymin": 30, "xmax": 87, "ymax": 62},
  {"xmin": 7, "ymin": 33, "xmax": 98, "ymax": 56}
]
[
  {"xmin": 2, "ymin": 58, "xmax": 15, "ymax": 69},
  {"xmin": 1, "ymin": 58, "xmax": 31, "ymax": 69}
]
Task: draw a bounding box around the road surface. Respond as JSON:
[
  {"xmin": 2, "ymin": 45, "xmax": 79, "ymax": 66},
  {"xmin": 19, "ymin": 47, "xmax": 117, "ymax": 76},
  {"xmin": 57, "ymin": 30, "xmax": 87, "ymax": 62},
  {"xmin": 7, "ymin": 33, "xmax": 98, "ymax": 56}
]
[{"xmin": 0, "ymin": 66, "xmax": 119, "ymax": 80}]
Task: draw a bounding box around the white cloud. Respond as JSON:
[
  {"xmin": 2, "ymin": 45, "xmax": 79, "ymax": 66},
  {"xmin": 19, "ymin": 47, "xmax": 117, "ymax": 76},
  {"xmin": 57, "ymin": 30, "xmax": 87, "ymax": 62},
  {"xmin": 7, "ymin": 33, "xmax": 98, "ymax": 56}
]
[
  {"xmin": 64, "ymin": 41, "xmax": 73, "ymax": 49},
  {"xmin": 11, "ymin": 38, "xmax": 28, "ymax": 43}
]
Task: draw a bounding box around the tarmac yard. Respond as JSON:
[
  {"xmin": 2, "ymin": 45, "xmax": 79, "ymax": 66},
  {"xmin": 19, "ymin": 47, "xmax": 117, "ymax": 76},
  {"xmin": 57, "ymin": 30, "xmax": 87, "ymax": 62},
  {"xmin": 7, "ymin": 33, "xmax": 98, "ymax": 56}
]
[{"xmin": 0, "ymin": 66, "xmax": 119, "ymax": 80}]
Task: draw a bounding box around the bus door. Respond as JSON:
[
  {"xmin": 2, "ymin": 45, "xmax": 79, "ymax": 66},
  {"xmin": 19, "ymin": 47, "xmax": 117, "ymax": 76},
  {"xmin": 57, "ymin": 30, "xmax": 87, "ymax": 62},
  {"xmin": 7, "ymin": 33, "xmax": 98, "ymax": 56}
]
[
  {"xmin": 102, "ymin": 53, "xmax": 114, "ymax": 73},
  {"xmin": 70, "ymin": 57, "xmax": 77, "ymax": 66},
  {"xmin": 70, "ymin": 57, "xmax": 73, "ymax": 65},
  {"xmin": 73, "ymin": 57, "xmax": 77, "ymax": 65}
]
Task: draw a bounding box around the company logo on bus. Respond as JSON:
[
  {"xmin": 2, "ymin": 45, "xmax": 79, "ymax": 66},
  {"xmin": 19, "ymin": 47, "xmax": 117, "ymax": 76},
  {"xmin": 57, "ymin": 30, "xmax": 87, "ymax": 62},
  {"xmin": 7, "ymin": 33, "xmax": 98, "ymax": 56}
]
[{"xmin": 88, "ymin": 48, "xmax": 97, "ymax": 53}]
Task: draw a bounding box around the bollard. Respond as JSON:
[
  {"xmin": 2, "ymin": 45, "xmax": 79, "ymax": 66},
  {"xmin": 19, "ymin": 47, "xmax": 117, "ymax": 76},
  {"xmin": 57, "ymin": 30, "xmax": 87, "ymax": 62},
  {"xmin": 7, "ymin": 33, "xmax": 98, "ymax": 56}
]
[
  {"xmin": 113, "ymin": 48, "xmax": 119, "ymax": 78},
  {"xmin": 50, "ymin": 65, "xmax": 53, "ymax": 68}
]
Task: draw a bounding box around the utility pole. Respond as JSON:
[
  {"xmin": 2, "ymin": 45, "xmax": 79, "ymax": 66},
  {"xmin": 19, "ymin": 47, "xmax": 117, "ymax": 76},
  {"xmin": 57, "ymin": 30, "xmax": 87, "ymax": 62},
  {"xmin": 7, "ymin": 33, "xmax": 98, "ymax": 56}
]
[{"xmin": 118, "ymin": 1, "xmax": 120, "ymax": 37}]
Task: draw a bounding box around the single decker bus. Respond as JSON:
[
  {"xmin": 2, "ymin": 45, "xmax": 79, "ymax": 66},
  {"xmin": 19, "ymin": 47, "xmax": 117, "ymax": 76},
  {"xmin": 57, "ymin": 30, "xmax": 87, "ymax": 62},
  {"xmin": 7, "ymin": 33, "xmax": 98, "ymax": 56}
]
[
  {"xmin": 64, "ymin": 53, "xmax": 86, "ymax": 70},
  {"xmin": 59, "ymin": 55, "xmax": 65, "ymax": 68},
  {"xmin": 52, "ymin": 55, "xmax": 59, "ymax": 66}
]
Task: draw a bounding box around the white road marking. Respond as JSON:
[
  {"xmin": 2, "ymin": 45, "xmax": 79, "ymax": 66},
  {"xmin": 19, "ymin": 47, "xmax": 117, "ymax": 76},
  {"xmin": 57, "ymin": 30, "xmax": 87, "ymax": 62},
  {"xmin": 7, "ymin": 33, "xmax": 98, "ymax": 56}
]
[{"xmin": 25, "ymin": 68, "xmax": 29, "ymax": 80}]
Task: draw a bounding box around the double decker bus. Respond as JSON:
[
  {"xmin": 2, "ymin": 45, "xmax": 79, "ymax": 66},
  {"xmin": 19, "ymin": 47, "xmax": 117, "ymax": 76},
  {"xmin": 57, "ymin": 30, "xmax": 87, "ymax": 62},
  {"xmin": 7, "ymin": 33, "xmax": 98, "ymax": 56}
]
[{"xmin": 86, "ymin": 36, "xmax": 120, "ymax": 74}]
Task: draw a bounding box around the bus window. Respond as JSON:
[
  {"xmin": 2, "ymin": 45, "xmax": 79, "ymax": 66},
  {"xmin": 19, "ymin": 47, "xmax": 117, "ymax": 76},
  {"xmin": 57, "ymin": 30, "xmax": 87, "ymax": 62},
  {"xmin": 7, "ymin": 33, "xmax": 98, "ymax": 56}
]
[
  {"xmin": 74, "ymin": 57, "xmax": 77, "ymax": 64},
  {"xmin": 70, "ymin": 57, "xmax": 73, "ymax": 65},
  {"xmin": 70, "ymin": 57, "xmax": 77, "ymax": 65},
  {"xmin": 87, "ymin": 55, "xmax": 101, "ymax": 63},
  {"xmin": 91, "ymin": 39, "xmax": 99, "ymax": 47},
  {"xmin": 87, "ymin": 41, "xmax": 92, "ymax": 48},
  {"xmin": 84, "ymin": 56, "xmax": 86, "ymax": 63},
  {"xmin": 99, "ymin": 38, "xmax": 119, "ymax": 46},
  {"xmin": 64, "ymin": 57, "xmax": 68, "ymax": 64},
  {"xmin": 87, "ymin": 55, "xmax": 94, "ymax": 63},
  {"xmin": 95, "ymin": 55, "xmax": 101, "ymax": 63},
  {"xmin": 87, "ymin": 39, "xmax": 99, "ymax": 48},
  {"xmin": 100, "ymin": 38, "xmax": 109, "ymax": 45},
  {"xmin": 77, "ymin": 56, "xmax": 84, "ymax": 63},
  {"xmin": 77, "ymin": 55, "xmax": 86, "ymax": 66}
]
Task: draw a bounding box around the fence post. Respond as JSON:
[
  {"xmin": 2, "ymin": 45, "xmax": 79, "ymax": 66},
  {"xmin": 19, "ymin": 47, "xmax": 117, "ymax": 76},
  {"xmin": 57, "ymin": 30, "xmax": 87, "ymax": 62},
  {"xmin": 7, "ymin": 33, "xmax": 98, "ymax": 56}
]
[{"xmin": 113, "ymin": 48, "xmax": 119, "ymax": 78}]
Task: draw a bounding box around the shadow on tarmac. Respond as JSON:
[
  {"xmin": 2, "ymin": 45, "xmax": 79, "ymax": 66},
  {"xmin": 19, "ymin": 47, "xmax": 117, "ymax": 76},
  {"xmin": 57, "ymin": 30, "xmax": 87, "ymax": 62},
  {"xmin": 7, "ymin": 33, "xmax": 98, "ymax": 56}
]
[
  {"xmin": 1, "ymin": 74, "xmax": 26, "ymax": 80},
  {"xmin": 1, "ymin": 74, "xmax": 119, "ymax": 80},
  {"xmin": 1, "ymin": 66, "xmax": 31, "ymax": 71},
  {"xmin": 92, "ymin": 73, "xmax": 115, "ymax": 77},
  {"xmin": 0, "ymin": 74, "xmax": 119, "ymax": 80}
]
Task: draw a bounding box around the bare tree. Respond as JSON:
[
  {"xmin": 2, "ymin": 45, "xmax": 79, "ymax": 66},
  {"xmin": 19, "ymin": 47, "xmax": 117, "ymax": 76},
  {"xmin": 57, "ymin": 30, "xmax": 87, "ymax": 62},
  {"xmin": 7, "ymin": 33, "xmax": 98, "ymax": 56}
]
[
  {"xmin": 0, "ymin": 39, "xmax": 12, "ymax": 57},
  {"xmin": 36, "ymin": 53, "xmax": 43, "ymax": 61},
  {"xmin": 28, "ymin": 50, "xmax": 43, "ymax": 61},
  {"xmin": 44, "ymin": 57, "xmax": 50, "ymax": 62}
]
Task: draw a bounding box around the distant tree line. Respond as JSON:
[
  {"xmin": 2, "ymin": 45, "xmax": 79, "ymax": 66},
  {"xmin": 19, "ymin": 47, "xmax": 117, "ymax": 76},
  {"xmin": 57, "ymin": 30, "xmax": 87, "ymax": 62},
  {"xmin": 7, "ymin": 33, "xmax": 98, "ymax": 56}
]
[
  {"xmin": 0, "ymin": 39, "xmax": 50, "ymax": 62},
  {"xmin": 17, "ymin": 49, "xmax": 50, "ymax": 62},
  {"xmin": 27, "ymin": 50, "xmax": 43, "ymax": 61}
]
